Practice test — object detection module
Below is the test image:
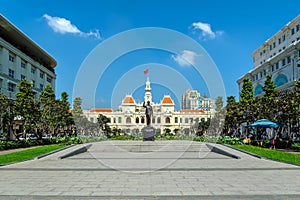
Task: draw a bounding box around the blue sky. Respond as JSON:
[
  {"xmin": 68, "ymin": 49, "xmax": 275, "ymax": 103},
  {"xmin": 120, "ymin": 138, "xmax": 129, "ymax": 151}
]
[{"xmin": 1, "ymin": 0, "xmax": 299, "ymax": 109}]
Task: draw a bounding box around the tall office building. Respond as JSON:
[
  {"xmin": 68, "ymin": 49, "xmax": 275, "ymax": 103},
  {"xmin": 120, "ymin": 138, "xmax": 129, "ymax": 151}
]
[
  {"xmin": 0, "ymin": 14, "xmax": 57, "ymax": 99},
  {"xmin": 181, "ymin": 89, "xmax": 213, "ymax": 110},
  {"xmin": 181, "ymin": 89, "xmax": 201, "ymax": 110},
  {"xmin": 237, "ymin": 15, "xmax": 300, "ymax": 96}
]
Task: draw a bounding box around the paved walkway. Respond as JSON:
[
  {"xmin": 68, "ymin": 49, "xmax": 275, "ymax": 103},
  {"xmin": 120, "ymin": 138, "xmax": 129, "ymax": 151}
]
[{"xmin": 0, "ymin": 140, "xmax": 299, "ymax": 199}]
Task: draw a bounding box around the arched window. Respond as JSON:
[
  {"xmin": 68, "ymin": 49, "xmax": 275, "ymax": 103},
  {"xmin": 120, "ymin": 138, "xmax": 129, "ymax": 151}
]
[
  {"xmin": 275, "ymin": 74, "xmax": 288, "ymax": 87},
  {"xmin": 136, "ymin": 117, "xmax": 139, "ymax": 124},
  {"xmin": 165, "ymin": 117, "xmax": 171, "ymax": 123},
  {"xmin": 126, "ymin": 117, "xmax": 131, "ymax": 124},
  {"xmin": 152, "ymin": 117, "xmax": 155, "ymax": 124},
  {"xmin": 157, "ymin": 117, "xmax": 161, "ymax": 124},
  {"xmin": 141, "ymin": 117, "xmax": 145, "ymax": 124},
  {"xmin": 254, "ymin": 85, "xmax": 263, "ymax": 96}
]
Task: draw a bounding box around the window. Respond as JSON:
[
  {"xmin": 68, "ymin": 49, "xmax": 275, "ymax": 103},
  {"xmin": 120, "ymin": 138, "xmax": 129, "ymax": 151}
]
[
  {"xmin": 291, "ymin": 28, "xmax": 295, "ymax": 35},
  {"xmin": 32, "ymin": 80, "xmax": 35, "ymax": 88},
  {"xmin": 21, "ymin": 74, "xmax": 26, "ymax": 80},
  {"xmin": 260, "ymin": 72, "xmax": 262, "ymax": 78},
  {"xmin": 8, "ymin": 82, "xmax": 14, "ymax": 92},
  {"xmin": 276, "ymin": 62, "xmax": 279, "ymax": 70},
  {"xmin": 282, "ymin": 35, "xmax": 285, "ymax": 41},
  {"xmin": 273, "ymin": 42, "xmax": 275, "ymax": 48},
  {"xmin": 47, "ymin": 77, "xmax": 52, "ymax": 83},
  {"xmin": 118, "ymin": 117, "xmax": 122, "ymax": 123},
  {"xmin": 269, "ymin": 45, "xmax": 272, "ymax": 50},
  {"xmin": 157, "ymin": 117, "xmax": 161, "ymax": 124},
  {"xmin": 31, "ymin": 67, "xmax": 36, "ymax": 74},
  {"xmin": 271, "ymin": 65, "xmax": 274, "ymax": 72},
  {"xmin": 185, "ymin": 118, "xmax": 189, "ymax": 124},
  {"xmin": 40, "ymin": 73, "xmax": 44, "ymax": 79},
  {"xmin": 282, "ymin": 59, "xmax": 286, "ymax": 66},
  {"xmin": 165, "ymin": 117, "xmax": 170, "ymax": 124},
  {"xmin": 126, "ymin": 117, "xmax": 131, "ymax": 124},
  {"xmin": 141, "ymin": 117, "xmax": 145, "ymax": 124},
  {"xmin": 287, "ymin": 56, "xmax": 291, "ymax": 64},
  {"xmin": 21, "ymin": 62, "xmax": 26, "ymax": 69},
  {"xmin": 278, "ymin": 38, "xmax": 281, "ymax": 44},
  {"xmin": 8, "ymin": 69, "xmax": 14, "ymax": 78},
  {"xmin": 297, "ymin": 25, "xmax": 300, "ymax": 32},
  {"xmin": 40, "ymin": 84, "xmax": 44, "ymax": 91},
  {"xmin": 9, "ymin": 54, "xmax": 14, "ymax": 62},
  {"xmin": 175, "ymin": 117, "xmax": 178, "ymax": 123},
  {"xmin": 263, "ymin": 70, "xmax": 266, "ymax": 76}
]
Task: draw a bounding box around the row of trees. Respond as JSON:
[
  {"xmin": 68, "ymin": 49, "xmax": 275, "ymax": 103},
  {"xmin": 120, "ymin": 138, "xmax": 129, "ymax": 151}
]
[
  {"xmin": 0, "ymin": 79, "xmax": 73, "ymax": 140},
  {"xmin": 224, "ymin": 75, "xmax": 300, "ymax": 137},
  {"xmin": 0, "ymin": 79, "xmax": 136, "ymax": 140}
]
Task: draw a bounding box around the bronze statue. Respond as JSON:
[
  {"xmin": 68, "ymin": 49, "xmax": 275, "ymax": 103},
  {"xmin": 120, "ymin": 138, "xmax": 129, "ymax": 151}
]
[{"xmin": 143, "ymin": 101, "xmax": 153, "ymax": 126}]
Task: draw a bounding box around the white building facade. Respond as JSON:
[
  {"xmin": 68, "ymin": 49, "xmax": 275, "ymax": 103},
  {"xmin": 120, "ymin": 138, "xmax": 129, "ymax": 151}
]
[
  {"xmin": 84, "ymin": 78, "xmax": 214, "ymax": 135},
  {"xmin": 237, "ymin": 15, "xmax": 300, "ymax": 96},
  {"xmin": 0, "ymin": 14, "xmax": 57, "ymax": 99}
]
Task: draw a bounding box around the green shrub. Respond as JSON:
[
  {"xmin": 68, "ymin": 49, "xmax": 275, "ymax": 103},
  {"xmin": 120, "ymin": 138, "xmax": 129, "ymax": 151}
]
[{"xmin": 110, "ymin": 135, "xmax": 135, "ymax": 140}]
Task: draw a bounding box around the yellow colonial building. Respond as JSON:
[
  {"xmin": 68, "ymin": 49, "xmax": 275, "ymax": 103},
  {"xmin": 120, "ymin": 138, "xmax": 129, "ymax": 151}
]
[{"xmin": 83, "ymin": 78, "xmax": 214, "ymax": 135}]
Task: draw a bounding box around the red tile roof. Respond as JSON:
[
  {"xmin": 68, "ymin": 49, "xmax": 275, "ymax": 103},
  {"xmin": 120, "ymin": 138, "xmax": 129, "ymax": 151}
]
[
  {"xmin": 180, "ymin": 109, "xmax": 204, "ymax": 113},
  {"xmin": 161, "ymin": 96, "xmax": 174, "ymax": 104},
  {"xmin": 122, "ymin": 95, "xmax": 135, "ymax": 104},
  {"xmin": 90, "ymin": 108, "xmax": 113, "ymax": 113}
]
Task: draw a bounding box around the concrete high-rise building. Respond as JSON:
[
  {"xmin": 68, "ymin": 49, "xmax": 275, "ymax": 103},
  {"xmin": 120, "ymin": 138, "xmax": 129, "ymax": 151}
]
[
  {"xmin": 237, "ymin": 15, "xmax": 300, "ymax": 96},
  {"xmin": 181, "ymin": 89, "xmax": 201, "ymax": 110},
  {"xmin": 181, "ymin": 89, "xmax": 214, "ymax": 111},
  {"xmin": 0, "ymin": 14, "xmax": 57, "ymax": 99}
]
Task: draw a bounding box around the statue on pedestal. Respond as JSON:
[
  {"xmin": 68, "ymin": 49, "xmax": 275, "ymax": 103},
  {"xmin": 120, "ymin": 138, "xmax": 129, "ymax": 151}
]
[
  {"xmin": 142, "ymin": 101, "xmax": 154, "ymax": 141},
  {"xmin": 143, "ymin": 101, "xmax": 153, "ymax": 126}
]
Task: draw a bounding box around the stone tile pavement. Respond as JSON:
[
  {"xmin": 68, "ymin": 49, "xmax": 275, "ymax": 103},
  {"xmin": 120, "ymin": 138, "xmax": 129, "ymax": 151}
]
[{"xmin": 0, "ymin": 140, "xmax": 299, "ymax": 199}]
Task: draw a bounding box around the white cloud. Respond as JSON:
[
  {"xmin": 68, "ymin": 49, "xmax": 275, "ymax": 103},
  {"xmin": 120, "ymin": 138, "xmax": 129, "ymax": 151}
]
[
  {"xmin": 192, "ymin": 22, "xmax": 223, "ymax": 40},
  {"xmin": 43, "ymin": 14, "xmax": 101, "ymax": 39},
  {"xmin": 171, "ymin": 50, "xmax": 198, "ymax": 67}
]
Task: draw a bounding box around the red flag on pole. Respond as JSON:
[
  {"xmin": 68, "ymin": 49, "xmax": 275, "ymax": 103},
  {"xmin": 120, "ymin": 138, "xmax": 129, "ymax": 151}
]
[{"xmin": 144, "ymin": 69, "xmax": 149, "ymax": 75}]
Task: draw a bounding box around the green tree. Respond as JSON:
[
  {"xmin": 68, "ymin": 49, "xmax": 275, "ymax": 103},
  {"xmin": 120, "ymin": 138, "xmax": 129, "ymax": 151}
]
[
  {"xmin": 261, "ymin": 75, "xmax": 276, "ymax": 120},
  {"xmin": 0, "ymin": 92, "xmax": 15, "ymax": 140},
  {"xmin": 15, "ymin": 79, "xmax": 40, "ymax": 138},
  {"xmin": 197, "ymin": 118, "xmax": 210, "ymax": 136},
  {"xmin": 240, "ymin": 78, "xmax": 254, "ymax": 106},
  {"xmin": 72, "ymin": 97, "xmax": 90, "ymax": 135},
  {"xmin": 239, "ymin": 78, "xmax": 254, "ymax": 134},
  {"xmin": 224, "ymin": 96, "xmax": 238, "ymax": 135},
  {"xmin": 39, "ymin": 85, "xmax": 56, "ymax": 137},
  {"xmin": 59, "ymin": 92, "xmax": 73, "ymax": 135},
  {"xmin": 97, "ymin": 114, "xmax": 111, "ymax": 137},
  {"xmin": 215, "ymin": 96, "xmax": 224, "ymax": 112}
]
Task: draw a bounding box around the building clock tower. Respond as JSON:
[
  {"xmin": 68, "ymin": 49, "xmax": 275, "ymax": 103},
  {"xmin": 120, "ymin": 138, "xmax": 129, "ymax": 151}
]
[{"xmin": 144, "ymin": 77, "xmax": 152, "ymax": 103}]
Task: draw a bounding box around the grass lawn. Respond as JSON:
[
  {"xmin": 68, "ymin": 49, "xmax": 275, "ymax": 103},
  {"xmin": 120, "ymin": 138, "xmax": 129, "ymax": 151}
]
[
  {"xmin": 233, "ymin": 144, "xmax": 300, "ymax": 165},
  {"xmin": 0, "ymin": 144, "xmax": 66, "ymax": 165}
]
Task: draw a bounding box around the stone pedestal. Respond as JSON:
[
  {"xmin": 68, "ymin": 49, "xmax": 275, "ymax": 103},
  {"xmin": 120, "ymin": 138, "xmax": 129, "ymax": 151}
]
[{"xmin": 142, "ymin": 126, "xmax": 155, "ymax": 141}]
